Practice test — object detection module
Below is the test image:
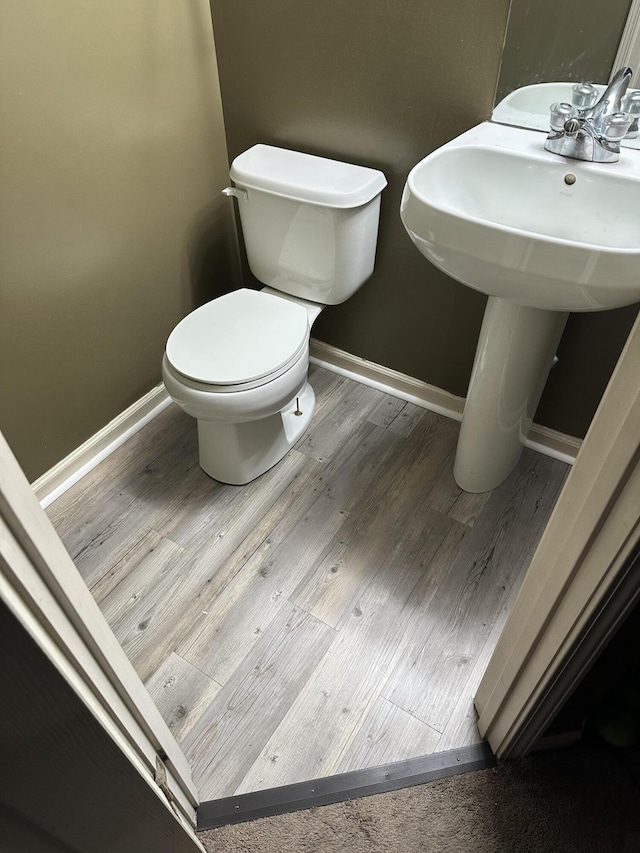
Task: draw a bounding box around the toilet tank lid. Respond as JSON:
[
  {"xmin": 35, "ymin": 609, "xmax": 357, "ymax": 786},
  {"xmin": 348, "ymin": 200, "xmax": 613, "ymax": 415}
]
[{"xmin": 230, "ymin": 144, "xmax": 387, "ymax": 208}]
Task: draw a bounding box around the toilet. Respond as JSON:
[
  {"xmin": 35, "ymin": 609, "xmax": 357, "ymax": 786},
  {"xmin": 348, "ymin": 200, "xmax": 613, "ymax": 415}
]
[{"xmin": 162, "ymin": 144, "xmax": 387, "ymax": 485}]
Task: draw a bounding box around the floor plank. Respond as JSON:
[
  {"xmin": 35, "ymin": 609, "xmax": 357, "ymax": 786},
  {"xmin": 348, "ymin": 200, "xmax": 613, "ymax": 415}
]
[
  {"xmin": 95, "ymin": 452, "xmax": 316, "ymax": 682},
  {"xmin": 336, "ymin": 697, "xmax": 441, "ymax": 773},
  {"xmin": 291, "ymin": 412, "xmax": 459, "ymax": 627},
  {"xmin": 386, "ymin": 401, "xmax": 429, "ymax": 437},
  {"xmin": 306, "ymin": 364, "xmax": 351, "ymax": 413},
  {"xmin": 50, "ymin": 411, "xmax": 199, "ymax": 587},
  {"xmin": 176, "ymin": 497, "xmax": 336, "ymax": 685},
  {"xmin": 425, "ymin": 450, "xmax": 492, "ymax": 527},
  {"xmin": 90, "ymin": 528, "xmax": 183, "ymax": 603},
  {"xmin": 366, "ymin": 394, "xmax": 407, "ymax": 429},
  {"xmin": 175, "ymin": 455, "xmax": 330, "ymax": 683},
  {"xmin": 95, "ymin": 531, "xmax": 194, "ymax": 682},
  {"xmin": 382, "ymin": 449, "xmax": 568, "ymax": 732},
  {"xmin": 296, "ymin": 381, "xmax": 387, "ymax": 463},
  {"xmin": 144, "ymin": 652, "xmax": 222, "ymax": 744},
  {"xmin": 47, "ymin": 405, "xmax": 193, "ymax": 541},
  {"xmin": 434, "ymin": 558, "xmax": 526, "ymax": 753},
  {"xmin": 235, "ymin": 505, "xmax": 462, "ymax": 793},
  {"xmin": 149, "ymin": 442, "xmax": 309, "ymax": 552},
  {"xmin": 181, "ymin": 605, "xmax": 335, "ymax": 800},
  {"xmin": 176, "ymin": 424, "xmax": 395, "ymax": 683}
]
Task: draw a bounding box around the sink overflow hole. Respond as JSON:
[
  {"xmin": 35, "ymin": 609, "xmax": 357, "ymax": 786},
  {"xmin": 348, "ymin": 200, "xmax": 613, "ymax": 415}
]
[{"xmin": 564, "ymin": 173, "xmax": 577, "ymax": 186}]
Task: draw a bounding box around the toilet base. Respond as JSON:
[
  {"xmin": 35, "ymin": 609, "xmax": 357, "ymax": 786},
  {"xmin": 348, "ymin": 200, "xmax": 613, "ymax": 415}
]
[{"xmin": 197, "ymin": 382, "xmax": 316, "ymax": 485}]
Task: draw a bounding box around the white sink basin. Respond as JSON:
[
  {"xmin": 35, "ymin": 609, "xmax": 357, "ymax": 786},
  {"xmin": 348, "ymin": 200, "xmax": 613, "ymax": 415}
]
[
  {"xmin": 400, "ymin": 121, "xmax": 640, "ymax": 493},
  {"xmin": 400, "ymin": 122, "xmax": 640, "ymax": 312}
]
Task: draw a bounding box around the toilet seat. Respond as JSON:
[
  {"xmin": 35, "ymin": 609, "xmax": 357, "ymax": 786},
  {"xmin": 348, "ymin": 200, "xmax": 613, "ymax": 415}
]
[
  {"xmin": 165, "ymin": 288, "xmax": 309, "ymax": 392},
  {"xmin": 162, "ymin": 344, "xmax": 309, "ymax": 424}
]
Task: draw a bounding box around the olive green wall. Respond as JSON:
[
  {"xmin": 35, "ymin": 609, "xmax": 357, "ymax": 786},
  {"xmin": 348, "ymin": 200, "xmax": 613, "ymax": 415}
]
[
  {"xmin": 0, "ymin": 1, "xmax": 241, "ymax": 481},
  {"xmin": 210, "ymin": 0, "xmax": 639, "ymax": 440},
  {"xmin": 496, "ymin": 0, "xmax": 632, "ymax": 102}
]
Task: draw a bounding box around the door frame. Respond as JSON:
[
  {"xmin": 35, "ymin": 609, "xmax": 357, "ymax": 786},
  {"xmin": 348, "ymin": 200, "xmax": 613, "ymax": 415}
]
[
  {"xmin": 475, "ymin": 309, "xmax": 640, "ymax": 756},
  {"xmin": 0, "ymin": 427, "xmax": 204, "ymax": 850}
]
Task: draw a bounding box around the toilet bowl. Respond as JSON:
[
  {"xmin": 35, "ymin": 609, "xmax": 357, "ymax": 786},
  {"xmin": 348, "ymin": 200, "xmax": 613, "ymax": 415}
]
[
  {"xmin": 162, "ymin": 287, "xmax": 318, "ymax": 484},
  {"xmin": 163, "ymin": 144, "xmax": 387, "ymax": 485}
]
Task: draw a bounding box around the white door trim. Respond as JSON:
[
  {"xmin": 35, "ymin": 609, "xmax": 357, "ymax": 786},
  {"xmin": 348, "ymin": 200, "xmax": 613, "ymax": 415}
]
[
  {"xmin": 0, "ymin": 427, "xmax": 203, "ymax": 846},
  {"xmin": 475, "ymin": 309, "xmax": 640, "ymax": 757}
]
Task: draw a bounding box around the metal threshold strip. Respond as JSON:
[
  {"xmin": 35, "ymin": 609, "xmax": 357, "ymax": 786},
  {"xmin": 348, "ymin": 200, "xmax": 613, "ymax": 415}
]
[{"xmin": 197, "ymin": 741, "xmax": 495, "ymax": 831}]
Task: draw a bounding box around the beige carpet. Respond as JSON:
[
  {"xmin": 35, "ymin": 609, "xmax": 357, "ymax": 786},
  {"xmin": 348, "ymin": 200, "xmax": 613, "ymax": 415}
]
[{"xmin": 199, "ymin": 743, "xmax": 640, "ymax": 852}]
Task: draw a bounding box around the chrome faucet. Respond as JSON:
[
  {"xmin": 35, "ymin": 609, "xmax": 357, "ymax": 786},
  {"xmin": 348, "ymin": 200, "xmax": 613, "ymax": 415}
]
[{"xmin": 544, "ymin": 67, "xmax": 634, "ymax": 163}]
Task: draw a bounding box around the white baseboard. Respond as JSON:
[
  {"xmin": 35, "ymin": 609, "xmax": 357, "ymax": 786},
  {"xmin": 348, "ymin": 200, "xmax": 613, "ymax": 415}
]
[
  {"xmin": 33, "ymin": 343, "xmax": 581, "ymax": 509},
  {"xmin": 33, "ymin": 384, "xmax": 171, "ymax": 508},
  {"xmin": 310, "ymin": 339, "xmax": 581, "ymax": 465},
  {"xmin": 311, "ymin": 340, "xmax": 465, "ymax": 422}
]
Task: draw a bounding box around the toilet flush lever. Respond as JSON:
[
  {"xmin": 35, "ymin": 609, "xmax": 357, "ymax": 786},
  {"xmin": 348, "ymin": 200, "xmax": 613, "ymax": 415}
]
[{"xmin": 222, "ymin": 186, "xmax": 248, "ymax": 202}]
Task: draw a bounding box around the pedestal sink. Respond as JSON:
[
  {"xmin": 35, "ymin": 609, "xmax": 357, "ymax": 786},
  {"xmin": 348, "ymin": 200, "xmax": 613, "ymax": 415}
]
[{"xmin": 401, "ymin": 121, "xmax": 640, "ymax": 492}]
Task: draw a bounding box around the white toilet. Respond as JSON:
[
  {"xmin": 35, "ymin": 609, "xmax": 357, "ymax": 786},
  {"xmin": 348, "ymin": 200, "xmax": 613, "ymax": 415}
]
[{"xmin": 162, "ymin": 144, "xmax": 387, "ymax": 485}]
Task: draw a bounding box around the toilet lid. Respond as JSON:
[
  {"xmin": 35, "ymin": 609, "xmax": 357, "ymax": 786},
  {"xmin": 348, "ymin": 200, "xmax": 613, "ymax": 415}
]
[{"xmin": 165, "ymin": 288, "xmax": 309, "ymax": 386}]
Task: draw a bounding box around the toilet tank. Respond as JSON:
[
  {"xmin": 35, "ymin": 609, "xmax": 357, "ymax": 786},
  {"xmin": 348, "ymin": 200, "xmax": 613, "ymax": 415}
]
[{"xmin": 229, "ymin": 145, "xmax": 387, "ymax": 305}]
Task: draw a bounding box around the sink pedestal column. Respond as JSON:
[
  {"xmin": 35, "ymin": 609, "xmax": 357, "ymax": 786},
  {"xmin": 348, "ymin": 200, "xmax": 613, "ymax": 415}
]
[{"xmin": 454, "ymin": 297, "xmax": 568, "ymax": 493}]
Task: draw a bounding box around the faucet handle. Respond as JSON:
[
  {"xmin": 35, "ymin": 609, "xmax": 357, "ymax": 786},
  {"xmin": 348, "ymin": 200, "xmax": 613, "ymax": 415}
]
[
  {"xmin": 572, "ymin": 82, "xmax": 598, "ymax": 110},
  {"xmin": 622, "ymin": 91, "xmax": 640, "ymax": 137},
  {"xmin": 623, "ymin": 91, "xmax": 640, "ymax": 116},
  {"xmin": 550, "ymin": 102, "xmax": 576, "ymax": 131},
  {"xmin": 601, "ymin": 112, "xmax": 633, "ymax": 142}
]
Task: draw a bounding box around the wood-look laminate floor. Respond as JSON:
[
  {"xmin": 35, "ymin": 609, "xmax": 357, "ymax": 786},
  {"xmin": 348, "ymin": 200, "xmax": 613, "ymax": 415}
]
[{"xmin": 48, "ymin": 366, "xmax": 568, "ymax": 800}]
